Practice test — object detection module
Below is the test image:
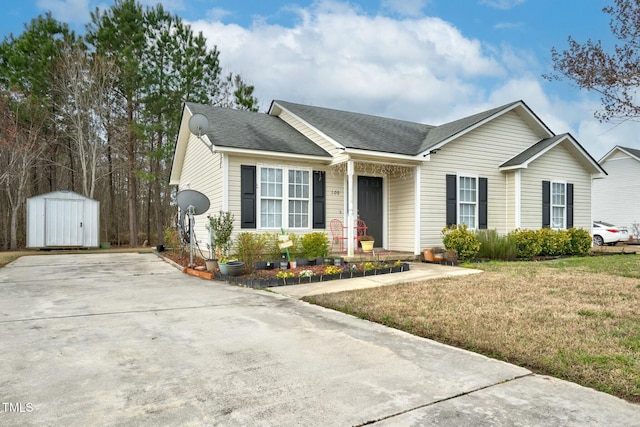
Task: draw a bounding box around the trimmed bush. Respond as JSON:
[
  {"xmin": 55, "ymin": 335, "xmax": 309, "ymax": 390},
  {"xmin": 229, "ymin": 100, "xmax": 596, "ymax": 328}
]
[
  {"xmin": 512, "ymin": 229, "xmax": 542, "ymax": 259},
  {"xmin": 301, "ymin": 232, "xmax": 330, "ymax": 258},
  {"xmin": 441, "ymin": 224, "xmax": 480, "ymax": 262},
  {"xmin": 537, "ymin": 228, "xmax": 571, "ymax": 256},
  {"xmin": 568, "ymin": 228, "xmax": 592, "ymax": 256},
  {"xmin": 511, "ymin": 227, "xmax": 590, "ymax": 259}
]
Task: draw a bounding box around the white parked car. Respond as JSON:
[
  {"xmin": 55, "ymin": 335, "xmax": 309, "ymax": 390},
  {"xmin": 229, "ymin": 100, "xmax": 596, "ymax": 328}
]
[{"xmin": 592, "ymin": 221, "xmax": 629, "ymax": 246}]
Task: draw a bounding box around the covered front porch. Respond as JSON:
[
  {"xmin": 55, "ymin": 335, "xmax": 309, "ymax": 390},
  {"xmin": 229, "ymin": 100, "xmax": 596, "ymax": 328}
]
[{"xmin": 327, "ymin": 157, "xmax": 420, "ymax": 257}]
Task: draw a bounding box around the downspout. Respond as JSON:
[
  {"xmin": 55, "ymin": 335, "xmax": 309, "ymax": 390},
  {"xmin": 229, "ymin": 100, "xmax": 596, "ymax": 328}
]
[
  {"xmin": 222, "ymin": 153, "xmax": 229, "ymax": 211},
  {"xmin": 515, "ymin": 169, "xmax": 521, "ymax": 229},
  {"xmin": 414, "ymin": 165, "xmax": 421, "ymax": 255}
]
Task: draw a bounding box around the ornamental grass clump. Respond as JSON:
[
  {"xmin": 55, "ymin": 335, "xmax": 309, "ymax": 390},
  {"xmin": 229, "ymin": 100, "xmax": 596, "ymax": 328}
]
[{"xmin": 475, "ymin": 229, "xmax": 518, "ymax": 260}]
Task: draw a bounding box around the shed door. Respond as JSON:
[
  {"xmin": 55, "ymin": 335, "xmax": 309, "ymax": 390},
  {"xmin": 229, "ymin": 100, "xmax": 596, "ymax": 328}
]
[{"xmin": 45, "ymin": 199, "xmax": 84, "ymax": 246}]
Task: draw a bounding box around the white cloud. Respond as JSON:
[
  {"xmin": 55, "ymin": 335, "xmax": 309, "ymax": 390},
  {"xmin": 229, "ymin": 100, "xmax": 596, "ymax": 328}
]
[
  {"xmin": 186, "ymin": 0, "xmax": 626, "ymax": 159},
  {"xmin": 190, "ymin": 1, "xmax": 503, "ymax": 119},
  {"xmin": 381, "ymin": 0, "xmax": 430, "ymax": 17},
  {"xmin": 479, "ymin": 0, "xmax": 526, "ymax": 10},
  {"xmin": 37, "ymin": 0, "xmax": 91, "ymax": 25}
]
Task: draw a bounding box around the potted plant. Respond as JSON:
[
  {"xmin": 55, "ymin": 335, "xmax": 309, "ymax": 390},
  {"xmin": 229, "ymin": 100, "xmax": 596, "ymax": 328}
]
[
  {"xmin": 218, "ymin": 255, "xmax": 230, "ymax": 275},
  {"xmin": 359, "ymin": 235, "xmax": 375, "ymax": 252},
  {"xmin": 226, "ymin": 259, "xmax": 245, "ymax": 277},
  {"xmin": 209, "ymin": 210, "xmax": 234, "ymax": 266}
]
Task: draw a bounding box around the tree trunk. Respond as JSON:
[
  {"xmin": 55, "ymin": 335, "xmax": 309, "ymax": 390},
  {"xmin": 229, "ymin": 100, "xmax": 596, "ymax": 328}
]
[
  {"xmin": 127, "ymin": 103, "xmax": 138, "ymax": 247},
  {"xmin": 107, "ymin": 144, "xmax": 115, "ymax": 244}
]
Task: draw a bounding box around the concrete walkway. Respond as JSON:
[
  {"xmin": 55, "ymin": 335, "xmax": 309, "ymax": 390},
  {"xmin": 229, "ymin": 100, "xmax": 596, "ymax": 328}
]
[
  {"xmin": 0, "ymin": 253, "xmax": 638, "ymax": 426},
  {"xmin": 269, "ymin": 261, "xmax": 483, "ymax": 297}
]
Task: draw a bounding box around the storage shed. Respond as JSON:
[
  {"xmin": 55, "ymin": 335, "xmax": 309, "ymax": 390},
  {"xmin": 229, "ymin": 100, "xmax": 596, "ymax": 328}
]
[{"xmin": 26, "ymin": 190, "xmax": 100, "ymax": 248}]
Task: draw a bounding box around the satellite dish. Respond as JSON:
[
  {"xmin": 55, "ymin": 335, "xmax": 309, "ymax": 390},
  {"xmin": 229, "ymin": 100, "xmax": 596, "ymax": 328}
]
[
  {"xmin": 177, "ymin": 189, "xmax": 210, "ymax": 215},
  {"xmin": 176, "ymin": 189, "xmax": 210, "ymax": 268},
  {"xmin": 188, "ymin": 113, "xmax": 210, "ymax": 137}
]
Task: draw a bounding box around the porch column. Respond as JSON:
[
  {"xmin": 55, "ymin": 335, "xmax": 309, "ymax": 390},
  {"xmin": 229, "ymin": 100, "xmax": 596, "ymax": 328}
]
[{"xmin": 347, "ymin": 160, "xmax": 355, "ymax": 256}]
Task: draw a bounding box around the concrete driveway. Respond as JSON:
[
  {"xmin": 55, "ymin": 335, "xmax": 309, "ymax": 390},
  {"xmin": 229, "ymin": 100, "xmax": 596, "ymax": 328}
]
[{"xmin": 0, "ymin": 253, "xmax": 638, "ymax": 426}]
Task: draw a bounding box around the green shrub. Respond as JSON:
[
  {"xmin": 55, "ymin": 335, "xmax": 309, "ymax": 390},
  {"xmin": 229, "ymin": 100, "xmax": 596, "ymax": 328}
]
[
  {"xmin": 568, "ymin": 228, "xmax": 592, "ymax": 256},
  {"xmin": 263, "ymin": 232, "xmax": 302, "ymax": 261},
  {"xmin": 441, "ymin": 224, "xmax": 480, "ymax": 262},
  {"xmin": 234, "ymin": 232, "xmax": 267, "ymax": 274},
  {"xmin": 301, "ymin": 232, "xmax": 330, "ymax": 258},
  {"xmin": 163, "ymin": 227, "xmax": 180, "ymax": 253},
  {"xmin": 263, "ymin": 232, "xmax": 282, "ymax": 261},
  {"xmin": 475, "ymin": 229, "xmax": 518, "ymax": 260},
  {"xmin": 512, "ymin": 229, "xmax": 542, "ymax": 259},
  {"xmin": 537, "ymin": 228, "xmax": 571, "ymax": 256},
  {"xmin": 208, "ymin": 210, "xmax": 234, "ymax": 258}
]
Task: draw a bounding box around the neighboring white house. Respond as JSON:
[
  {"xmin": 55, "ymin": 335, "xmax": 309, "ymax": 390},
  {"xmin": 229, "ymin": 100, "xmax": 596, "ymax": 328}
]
[
  {"xmin": 170, "ymin": 99, "xmax": 606, "ymax": 256},
  {"xmin": 26, "ymin": 190, "xmax": 100, "ymax": 248},
  {"xmin": 592, "ymin": 145, "xmax": 640, "ymax": 237}
]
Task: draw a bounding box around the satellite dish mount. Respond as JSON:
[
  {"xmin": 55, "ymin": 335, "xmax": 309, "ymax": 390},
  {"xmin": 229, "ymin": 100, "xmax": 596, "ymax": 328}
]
[
  {"xmin": 188, "ymin": 113, "xmax": 213, "ymax": 150},
  {"xmin": 176, "ymin": 189, "xmax": 211, "ymax": 268}
]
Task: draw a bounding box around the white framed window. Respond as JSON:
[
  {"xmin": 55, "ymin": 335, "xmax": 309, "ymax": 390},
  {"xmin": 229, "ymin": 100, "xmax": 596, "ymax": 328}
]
[
  {"xmin": 551, "ymin": 181, "xmax": 566, "ymax": 229},
  {"xmin": 259, "ymin": 165, "xmax": 310, "ymax": 229},
  {"xmin": 458, "ymin": 175, "xmax": 477, "ymax": 229}
]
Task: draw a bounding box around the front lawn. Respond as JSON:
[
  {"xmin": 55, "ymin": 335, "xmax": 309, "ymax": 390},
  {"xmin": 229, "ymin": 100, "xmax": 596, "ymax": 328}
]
[{"xmin": 304, "ymin": 254, "xmax": 640, "ymax": 403}]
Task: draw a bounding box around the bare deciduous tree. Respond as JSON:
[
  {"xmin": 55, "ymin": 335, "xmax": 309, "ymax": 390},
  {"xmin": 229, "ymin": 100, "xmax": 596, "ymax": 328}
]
[
  {"xmin": 0, "ymin": 94, "xmax": 48, "ymax": 249},
  {"xmin": 53, "ymin": 43, "xmax": 118, "ymax": 199},
  {"xmin": 546, "ymin": 0, "xmax": 640, "ymax": 122}
]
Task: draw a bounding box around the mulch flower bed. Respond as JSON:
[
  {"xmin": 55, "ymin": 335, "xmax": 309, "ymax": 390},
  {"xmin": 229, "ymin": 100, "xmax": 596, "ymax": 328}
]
[{"xmin": 159, "ymin": 250, "xmax": 410, "ymax": 289}]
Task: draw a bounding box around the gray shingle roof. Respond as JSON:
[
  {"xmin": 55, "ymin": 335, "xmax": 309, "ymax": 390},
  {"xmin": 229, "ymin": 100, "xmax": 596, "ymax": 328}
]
[
  {"xmin": 274, "ymin": 100, "xmax": 433, "ymax": 156},
  {"xmin": 500, "ymin": 134, "xmax": 566, "ymax": 168},
  {"xmin": 275, "ymin": 100, "xmax": 524, "ymax": 156},
  {"xmin": 619, "ymin": 146, "xmax": 640, "ymax": 160},
  {"xmin": 419, "ymin": 102, "xmax": 522, "ymax": 152},
  {"xmin": 185, "ymin": 102, "xmax": 331, "ymax": 158}
]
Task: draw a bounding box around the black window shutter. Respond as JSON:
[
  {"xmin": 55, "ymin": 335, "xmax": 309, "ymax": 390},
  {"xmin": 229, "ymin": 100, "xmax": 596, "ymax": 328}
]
[
  {"xmin": 566, "ymin": 183, "xmax": 574, "ymax": 228},
  {"xmin": 312, "ymin": 171, "xmax": 326, "ymax": 229},
  {"xmin": 446, "ymin": 174, "xmax": 457, "ymax": 227},
  {"xmin": 542, "ymin": 180, "xmax": 550, "ymax": 228},
  {"xmin": 241, "ymin": 165, "xmax": 256, "ymax": 229},
  {"xmin": 479, "ymin": 177, "xmax": 488, "ymax": 229}
]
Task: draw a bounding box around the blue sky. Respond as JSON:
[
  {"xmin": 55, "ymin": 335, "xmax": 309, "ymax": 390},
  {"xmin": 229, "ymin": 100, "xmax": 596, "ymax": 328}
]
[{"xmin": 0, "ymin": 0, "xmax": 633, "ymax": 159}]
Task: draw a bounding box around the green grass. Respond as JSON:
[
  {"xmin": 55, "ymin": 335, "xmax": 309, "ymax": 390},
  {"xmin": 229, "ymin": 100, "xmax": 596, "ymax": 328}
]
[{"xmin": 305, "ymin": 254, "xmax": 640, "ymax": 403}]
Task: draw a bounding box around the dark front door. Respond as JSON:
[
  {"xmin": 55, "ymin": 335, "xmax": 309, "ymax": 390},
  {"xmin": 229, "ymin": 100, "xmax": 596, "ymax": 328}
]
[{"xmin": 357, "ymin": 176, "xmax": 383, "ymax": 247}]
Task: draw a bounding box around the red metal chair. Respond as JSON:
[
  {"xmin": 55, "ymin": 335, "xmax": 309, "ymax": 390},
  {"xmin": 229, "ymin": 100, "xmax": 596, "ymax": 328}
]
[
  {"xmin": 330, "ymin": 219, "xmax": 347, "ymax": 253},
  {"xmin": 356, "ymin": 218, "xmax": 368, "ymax": 253},
  {"xmin": 356, "ymin": 219, "xmax": 368, "ymax": 240}
]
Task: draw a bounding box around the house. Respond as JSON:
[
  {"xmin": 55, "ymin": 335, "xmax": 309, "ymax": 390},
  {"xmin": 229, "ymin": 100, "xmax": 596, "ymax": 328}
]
[
  {"xmin": 592, "ymin": 145, "xmax": 640, "ymax": 237},
  {"xmin": 170, "ymin": 100, "xmax": 606, "ymax": 256}
]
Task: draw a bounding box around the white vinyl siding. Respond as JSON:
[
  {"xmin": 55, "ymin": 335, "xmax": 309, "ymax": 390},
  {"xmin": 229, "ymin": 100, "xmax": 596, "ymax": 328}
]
[
  {"xmin": 520, "ymin": 144, "xmax": 591, "ymax": 231},
  {"xmin": 178, "ymin": 133, "xmax": 224, "ymax": 254},
  {"xmin": 388, "ymin": 173, "xmax": 415, "ymax": 252},
  {"xmin": 593, "ymin": 153, "xmax": 640, "ymax": 235},
  {"xmin": 420, "ymin": 110, "xmax": 542, "ymax": 248}
]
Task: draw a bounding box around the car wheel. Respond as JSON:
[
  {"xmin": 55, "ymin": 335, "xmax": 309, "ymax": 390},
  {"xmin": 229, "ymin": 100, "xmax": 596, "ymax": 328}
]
[{"xmin": 593, "ymin": 235, "xmax": 604, "ymax": 246}]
